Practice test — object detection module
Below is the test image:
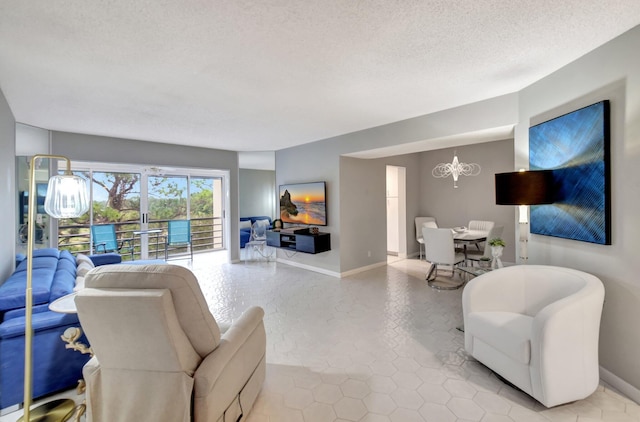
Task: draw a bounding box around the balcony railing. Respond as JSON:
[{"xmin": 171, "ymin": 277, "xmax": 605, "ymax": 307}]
[{"xmin": 57, "ymin": 217, "xmax": 223, "ymax": 261}]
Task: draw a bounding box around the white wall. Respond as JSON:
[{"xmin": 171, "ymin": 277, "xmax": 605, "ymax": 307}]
[
  {"xmin": 0, "ymin": 89, "xmax": 16, "ymax": 282},
  {"xmin": 517, "ymin": 26, "xmax": 640, "ymax": 398}
]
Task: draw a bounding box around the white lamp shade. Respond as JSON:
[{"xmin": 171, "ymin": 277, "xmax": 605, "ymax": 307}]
[{"xmin": 44, "ymin": 174, "xmax": 90, "ymax": 218}]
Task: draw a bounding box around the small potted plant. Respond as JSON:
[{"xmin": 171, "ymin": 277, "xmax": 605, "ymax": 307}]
[{"xmin": 488, "ymin": 238, "xmax": 505, "ymax": 269}]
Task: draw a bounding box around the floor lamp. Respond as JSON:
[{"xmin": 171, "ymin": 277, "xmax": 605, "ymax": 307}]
[
  {"xmin": 19, "ymin": 155, "xmax": 89, "ymax": 422},
  {"xmin": 495, "ymin": 170, "xmax": 555, "ymax": 263}
]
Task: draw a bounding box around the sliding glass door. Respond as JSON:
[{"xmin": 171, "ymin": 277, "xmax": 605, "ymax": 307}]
[{"xmin": 56, "ymin": 163, "xmax": 226, "ymax": 260}]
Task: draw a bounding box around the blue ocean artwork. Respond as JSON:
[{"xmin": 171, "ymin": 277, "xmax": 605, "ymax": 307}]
[{"xmin": 529, "ymin": 101, "xmax": 610, "ymax": 245}]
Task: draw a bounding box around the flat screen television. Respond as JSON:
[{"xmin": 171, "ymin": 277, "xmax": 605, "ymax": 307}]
[{"xmin": 279, "ymin": 181, "xmax": 327, "ymax": 226}]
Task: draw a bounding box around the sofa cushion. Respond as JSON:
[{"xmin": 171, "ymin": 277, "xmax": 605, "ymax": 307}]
[
  {"xmin": 88, "ymin": 253, "xmax": 122, "ymax": 266},
  {"xmin": 15, "ymin": 250, "xmax": 59, "ymax": 273},
  {"xmin": 0, "ymin": 266, "xmax": 57, "ymax": 312},
  {"xmin": 467, "ymin": 311, "xmax": 533, "ymax": 364}
]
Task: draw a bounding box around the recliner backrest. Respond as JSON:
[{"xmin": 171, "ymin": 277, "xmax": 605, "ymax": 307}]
[
  {"xmin": 76, "ymin": 287, "xmax": 201, "ymax": 373},
  {"xmin": 83, "ymin": 264, "xmax": 221, "ymax": 357}
]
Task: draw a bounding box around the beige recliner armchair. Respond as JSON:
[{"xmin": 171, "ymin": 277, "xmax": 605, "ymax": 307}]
[{"xmin": 75, "ymin": 264, "xmax": 266, "ymax": 422}]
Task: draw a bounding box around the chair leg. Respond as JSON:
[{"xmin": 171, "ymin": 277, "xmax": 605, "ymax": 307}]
[
  {"xmin": 426, "ymin": 263, "xmax": 465, "ymax": 290},
  {"xmin": 426, "ymin": 263, "xmax": 436, "ymax": 281}
]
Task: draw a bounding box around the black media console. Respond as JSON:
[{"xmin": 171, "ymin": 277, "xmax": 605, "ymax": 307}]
[{"xmin": 266, "ymin": 229, "xmax": 331, "ymax": 254}]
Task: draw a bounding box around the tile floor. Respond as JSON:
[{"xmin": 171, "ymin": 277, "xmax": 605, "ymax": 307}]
[{"xmin": 3, "ymin": 252, "xmax": 639, "ymax": 421}]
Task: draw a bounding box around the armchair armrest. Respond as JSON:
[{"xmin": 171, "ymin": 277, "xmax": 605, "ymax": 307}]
[
  {"xmin": 530, "ymin": 285, "xmax": 604, "ymax": 403},
  {"xmin": 193, "ymin": 306, "xmax": 266, "ymax": 412}
]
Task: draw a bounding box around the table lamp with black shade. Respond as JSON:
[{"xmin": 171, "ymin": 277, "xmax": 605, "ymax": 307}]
[
  {"xmin": 495, "ymin": 170, "xmax": 555, "ymax": 263},
  {"xmin": 19, "ymin": 155, "xmax": 89, "ymax": 422}
]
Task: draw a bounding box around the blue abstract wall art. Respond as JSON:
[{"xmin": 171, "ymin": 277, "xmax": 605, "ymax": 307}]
[{"xmin": 529, "ymin": 100, "xmax": 611, "ymax": 245}]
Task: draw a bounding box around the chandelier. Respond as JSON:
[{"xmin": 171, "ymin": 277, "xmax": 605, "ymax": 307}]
[{"xmin": 432, "ymin": 152, "xmax": 481, "ymax": 188}]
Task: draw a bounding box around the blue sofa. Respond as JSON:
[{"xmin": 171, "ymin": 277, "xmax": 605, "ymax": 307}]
[
  {"xmin": 240, "ymin": 216, "xmax": 272, "ymax": 248},
  {"xmin": 0, "ymin": 249, "xmax": 107, "ymax": 410}
]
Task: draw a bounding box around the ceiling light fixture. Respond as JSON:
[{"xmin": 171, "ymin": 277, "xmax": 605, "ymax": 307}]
[{"xmin": 432, "ymin": 152, "xmax": 481, "ymax": 188}]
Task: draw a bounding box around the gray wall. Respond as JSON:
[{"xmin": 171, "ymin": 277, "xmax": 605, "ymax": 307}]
[
  {"xmin": 516, "ymin": 25, "xmax": 640, "ymax": 395},
  {"xmin": 419, "ymin": 140, "xmax": 515, "ymax": 262},
  {"xmin": 239, "ymin": 169, "xmax": 276, "ymax": 218},
  {"xmin": 276, "ymin": 140, "xmax": 341, "ymax": 273},
  {"xmin": 0, "ymin": 89, "xmax": 16, "ymax": 282},
  {"xmin": 51, "ymin": 131, "xmax": 242, "ymax": 260},
  {"xmin": 337, "ymin": 140, "xmax": 514, "ymax": 273},
  {"xmin": 339, "ymin": 156, "xmax": 387, "ymax": 270},
  {"xmin": 276, "ymin": 94, "xmax": 519, "ymax": 274}
]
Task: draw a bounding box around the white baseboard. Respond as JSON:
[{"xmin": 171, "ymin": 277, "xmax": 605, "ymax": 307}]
[
  {"xmin": 340, "ymin": 261, "xmax": 387, "ymax": 278},
  {"xmin": 275, "ymin": 258, "xmax": 341, "ymax": 278},
  {"xmin": 600, "ymin": 366, "xmax": 640, "ymax": 404},
  {"xmin": 275, "ymin": 258, "xmax": 389, "ymax": 278}
]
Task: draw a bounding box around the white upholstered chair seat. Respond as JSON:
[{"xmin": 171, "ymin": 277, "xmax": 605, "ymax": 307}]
[{"xmin": 466, "ymin": 311, "xmax": 532, "ymax": 364}]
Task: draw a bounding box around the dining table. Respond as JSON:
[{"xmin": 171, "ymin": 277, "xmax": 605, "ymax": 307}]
[{"xmin": 452, "ymin": 229, "xmax": 487, "ymax": 260}]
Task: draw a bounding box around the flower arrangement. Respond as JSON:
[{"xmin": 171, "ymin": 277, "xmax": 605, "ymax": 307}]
[{"xmin": 488, "ymin": 238, "xmax": 506, "ymax": 247}]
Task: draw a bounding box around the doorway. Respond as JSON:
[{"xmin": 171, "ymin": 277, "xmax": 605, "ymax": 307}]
[{"xmin": 386, "ymin": 165, "xmax": 407, "ymax": 259}]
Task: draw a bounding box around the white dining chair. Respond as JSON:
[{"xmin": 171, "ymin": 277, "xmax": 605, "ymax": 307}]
[
  {"xmin": 415, "ymin": 217, "xmax": 437, "ymax": 260},
  {"xmin": 423, "ymin": 227, "xmax": 465, "ymax": 290}
]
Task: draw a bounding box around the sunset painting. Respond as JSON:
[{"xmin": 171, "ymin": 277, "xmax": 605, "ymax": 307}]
[{"xmin": 279, "ymin": 182, "xmax": 327, "ymax": 226}]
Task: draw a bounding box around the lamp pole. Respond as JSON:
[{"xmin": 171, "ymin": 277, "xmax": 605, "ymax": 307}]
[{"xmin": 19, "ymin": 155, "xmax": 89, "ymax": 422}]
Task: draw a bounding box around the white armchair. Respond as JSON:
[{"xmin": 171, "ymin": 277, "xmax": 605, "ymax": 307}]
[
  {"xmin": 76, "ymin": 264, "xmax": 266, "ymax": 422},
  {"xmin": 463, "ymin": 265, "xmax": 604, "ymax": 407}
]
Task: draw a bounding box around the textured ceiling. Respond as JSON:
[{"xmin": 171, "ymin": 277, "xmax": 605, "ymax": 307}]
[{"xmin": 0, "ymin": 1, "xmax": 639, "ymax": 153}]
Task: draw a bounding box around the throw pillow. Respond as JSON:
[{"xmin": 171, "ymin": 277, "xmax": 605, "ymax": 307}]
[
  {"xmin": 239, "ymin": 220, "xmax": 252, "ymax": 229},
  {"xmin": 76, "ymin": 261, "xmax": 94, "ymax": 277},
  {"xmin": 74, "ymin": 276, "xmax": 85, "ymax": 292},
  {"xmin": 76, "ymin": 253, "xmax": 95, "ymax": 268}
]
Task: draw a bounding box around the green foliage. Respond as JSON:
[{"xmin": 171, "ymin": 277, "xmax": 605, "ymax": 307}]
[
  {"xmin": 190, "ymin": 189, "xmax": 214, "ymax": 217},
  {"xmin": 488, "ymin": 238, "xmax": 506, "ymax": 247}
]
